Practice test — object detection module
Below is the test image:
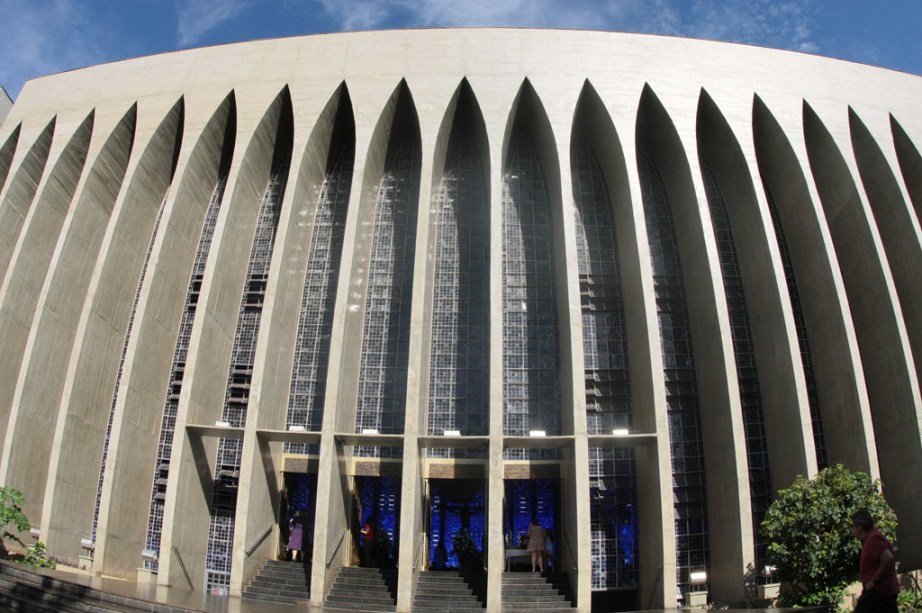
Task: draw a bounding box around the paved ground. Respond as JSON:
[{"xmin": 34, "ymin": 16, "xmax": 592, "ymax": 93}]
[{"xmin": 41, "ymin": 564, "xmax": 322, "ymax": 612}]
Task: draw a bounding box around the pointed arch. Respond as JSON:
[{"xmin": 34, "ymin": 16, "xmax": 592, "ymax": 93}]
[
  {"xmin": 351, "ymin": 80, "xmax": 422, "ymax": 447},
  {"xmin": 424, "ymin": 78, "xmax": 491, "ymax": 448},
  {"xmin": 0, "ymin": 111, "xmax": 93, "ymax": 448},
  {"xmin": 0, "ymin": 123, "xmax": 21, "ymax": 194},
  {"xmin": 804, "ymin": 101, "xmax": 922, "ymax": 561},
  {"xmin": 890, "ymin": 114, "xmax": 922, "ymax": 222},
  {"xmin": 849, "ymin": 108, "xmax": 922, "ymax": 389},
  {"xmin": 279, "ymin": 83, "xmax": 357, "ymax": 443},
  {"xmin": 94, "ymin": 92, "xmax": 237, "ymax": 578},
  {"xmin": 42, "ymin": 97, "xmax": 185, "ymax": 563},
  {"xmin": 0, "ymin": 103, "xmax": 137, "ymax": 527},
  {"xmin": 571, "ymin": 80, "xmax": 641, "ymax": 591},
  {"xmin": 0, "ymin": 117, "xmax": 56, "ymax": 280},
  {"xmin": 501, "ymin": 78, "xmax": 564, "ymax": 449}
]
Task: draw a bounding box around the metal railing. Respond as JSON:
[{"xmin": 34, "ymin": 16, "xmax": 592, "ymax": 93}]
[
  {"xmin": 412, "ymin": 532, "xmax": 426, "ymax": 569},
  {"xmin": 245, "ymin": 524, "xmax": 274, "ymax": 557},
  {"xmin": 647, "ymin": 565, "xmax": 664, "ymax": 610},
  {"xmin": 561, "ymin": 534, "xmax": 577, "ymax": 571},
  {"xmin": 326, "ymin": 529, "xmax": 348, "ymax": 568},
  {"xmin": 172, "ymin": 546, "xmax": 194, "ymax": 590}
]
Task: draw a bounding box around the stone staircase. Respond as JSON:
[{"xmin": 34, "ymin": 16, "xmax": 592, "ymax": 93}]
[
  {"xmin": 325, "ymin": 566, "xmax": 398, "ymax": 611},
  {"xmin": 412, "ymin": 570, "xmax": 486, "ymax": 612},
  {"xmin": 241, "ymin": 559, "xmax": 310, "ymax": 604},
  {"xmin": 0, "ymin": 560, "xmax": 185, "ymax": 612},
  {"xmin": 501, "ymin": 572, "xmax": 576, "ymax": 612}
]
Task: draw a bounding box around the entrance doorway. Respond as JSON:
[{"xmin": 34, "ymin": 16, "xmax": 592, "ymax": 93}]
[
  {"xmin": 504, "ymin": 479, "xmax": 559, "ymax": 571},
  {"xmin": 280, "ymin": 472, "xmax": 318, "ymax": 561},
  {"xmin": 353, "ymin": 475, "xmax": 400, "ymax": 568},
  {"xmin": 427, "ymin": 479, "xmax": 486, "ymax": 571}
]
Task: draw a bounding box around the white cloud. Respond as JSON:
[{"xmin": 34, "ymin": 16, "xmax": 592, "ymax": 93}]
[
  {"xmin": 0, "ymin": 0, "xmax": 105, "ymax": 99},
  {"xmin": 174, "ymin": 0, "xmax": 253, "ymax": 46},
  {"xmin": 306, "ymin": 0, "xmax": 817, "ymax": 59},
  {"xmin": 640, "ymin": 0, "xmax": 818, "ymax": 56}
]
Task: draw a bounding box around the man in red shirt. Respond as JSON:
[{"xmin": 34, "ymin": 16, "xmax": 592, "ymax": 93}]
[{"xmin": 851, "ymin": 509, "xmax": 899, "ymax": 613}]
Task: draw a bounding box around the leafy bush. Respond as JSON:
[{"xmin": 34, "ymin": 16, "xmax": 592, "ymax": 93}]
[
  {"xmin": 452, "ymin": 529, "xmax": 482, "ymax": 572},
  {"xmin": 899, "ymin": 588, "xmax": 922, "ymax": 613},
  {"xmin": 23, "ymin": 541, "xmax": 56, "ymax": 568},
  {"xmin": 761, "ymin": 465, "xmax": 897, "ymax": 608},
  {"xmin": 0, "ymin": 486, "xmax": 30, "ymax": 555}
]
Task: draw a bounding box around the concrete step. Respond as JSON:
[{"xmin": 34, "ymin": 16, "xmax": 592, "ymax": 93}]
[
  {"xmin": 325, "ymin": 566, "xmax": 398, "ymax": 611},
  {"xmin": 413, "ymin": 570, "xmax": 486, "ymax": 611},
  {"xmin": 241, "ymin": 559, "xmax": 310, "ymax": 604}
]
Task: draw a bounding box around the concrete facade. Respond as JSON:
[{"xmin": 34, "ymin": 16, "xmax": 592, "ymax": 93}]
[{"xmin": 0, "ymin": 29, "xmax": 920, "ymax": 612}]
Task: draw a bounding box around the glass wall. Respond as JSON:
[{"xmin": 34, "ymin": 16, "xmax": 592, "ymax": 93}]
[
  {"xmin": 502, "ymin": 135, "xmax": 561, "ymax": 460},
  {"xmin": 638, "ymin": 149, "xmax": 709, "ymax": 589}
]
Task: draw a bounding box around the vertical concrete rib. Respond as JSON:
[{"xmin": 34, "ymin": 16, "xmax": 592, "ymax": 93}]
[
  {"xmin": 421, "ymin": 82, "xmax": 491, "ymax": 602},
  {"xmin": 850, "ymin": 109, "xmax": 922, "ymax": 391},
  {"xmin": 160, "ymin": 88, "xmax": 289, "ymax": 591},
  {"xmin": 571, "ymin": 81, "xmax": 639, "ymax": 609},
  {"xmin": 232, "ymin": 84, "xmax": 353, "ymax": 593},
  {"xmin": 696, "ymin": 90, "xmax": 814, "ymax": 573},
  {"xmin": 397, "ymin": 80, "xmax": 429, "ymax": 613},
  {"xmin": 803, "ymin": 102, "xmax": 922, "ymax": 568},
  {"xmin": 573, "ymin": 81, "xmax": 663, "ymax": 603},
  {"xmin": 93, "ymin": 93, "xmax": 235, "ymax": 579},
  {"xmin": 890, "ymin": 115, "xmax": 922, "ymax": 223},
  {"xmin": 0, "ymin": 106, "xmax": 136, "ymax": 528},
  {"xmin": 585, "ymin": 84, "xmax": 676, "ymax": 609},
  {"xmin": 637, "ymin": 84, "xmax": 753, "ymax": 602},
  {"xmin": 486, "ymin": 80, "xmax": 509, "ymax": 613},
  {"xmin": 751, "ymin": 96, "xmax": 876, "ymax": 474},
  {"xmin": 0, "ymin": 112, "xmax": 93, "ymax": 449},
  {"xmin": 41, "ymin": 98, "xmax": 184, "ymax": 564},
  {"xmin": 0, "ymin": 124, "xmax": 21, "ymax": 194},
  {"xmin": 0, "ymin": 118, "xmax": 55, "ymax": 282},
  {"xmin": 538, "ymin": 77, "xmax": 594, "ymax": 610},
  {"xmin": 309, "ymin": 83, "xmax": 379, "ymax": 606}
]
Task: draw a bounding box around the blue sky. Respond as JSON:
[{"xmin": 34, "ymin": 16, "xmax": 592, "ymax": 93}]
[{"xmin": 1, "ymin": 0, "xmax": 920, "ymax": 100}]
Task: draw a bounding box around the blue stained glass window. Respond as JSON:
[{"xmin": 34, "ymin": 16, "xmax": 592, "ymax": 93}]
[
  {"xmin": 356, "ymin": 476, "xmax": 401, "ymax": 566},
  {"xmin": 428, "ymin": 479, "xmax": 486, "ymax": 569}
]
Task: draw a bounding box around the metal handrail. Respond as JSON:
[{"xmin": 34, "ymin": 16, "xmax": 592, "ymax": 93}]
[
  {"xmin": 412, "ymin": 532, "xmax": 426, "ymax": 569},
  {"xmin": 172, "ymin": 546, "xmax": 194, "ymax": 591},
  {"xmin": 647, "ymin": 565, "xmax": 664, "ymax": 610},
  {"xmin": 561, "ymin": 534, "xmax": 577, "ymax": 571},
  {"xmin": 326, "ymin": 529, "xmax": 348, "ymax": 568},
  {"xmin": 245, "ymin": 524, "xmax": 274, "ymax": 557}
]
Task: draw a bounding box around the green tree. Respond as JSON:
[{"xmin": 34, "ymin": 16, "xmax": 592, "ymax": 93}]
[
  {"xmin": 0, "ymin": 486, "xmax": 31, "ymax": 556},
  {"xmin": 761, "ymin": 465, "xmax": 897, "ymax": 608}
]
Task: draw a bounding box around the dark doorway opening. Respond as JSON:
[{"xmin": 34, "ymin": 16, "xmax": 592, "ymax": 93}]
[
  {"xmin": 427, "ymin": 478, "xmax": 486, "ymax": 571},
  {"xmin": 504, "ymin": 479, "xmax": 559, "ymax": 571},
  {"xmin": 353, "ymin": 475, "xmax": 401, "ymax": 568},
  {"xmin": 280, "ymin": 472, "xmax": 318, "ymax": 561}
]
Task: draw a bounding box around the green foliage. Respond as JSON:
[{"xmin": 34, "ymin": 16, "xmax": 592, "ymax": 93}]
[
  {"xmin": 899, "ymin": 588, "xmax": 922, "ymax": 613},
  {"xmin": 898, "ymin": 574, "xmax": 922, "ymax": 613},
  {"xmin": 761, "ymin": 465, "xmax": 897, "ymax": 608},
  {"xmin": 22, "ymin": 541, "xmax": 56, "ymax": 568},
  {"xmin": 0, "ymin": 486, "xmax": 31, "ymax": 550},
  {"xmin": 451, "ymin": 529, "xmax": 482, "ymax": 572}
]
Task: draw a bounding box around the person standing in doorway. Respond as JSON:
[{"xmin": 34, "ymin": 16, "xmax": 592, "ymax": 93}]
[
  {"xmin": 526, "ymin": 518, "xmax": 545, "ymax": 574},
  {"xmin": 287, "ymin": 509, "xmax": 307, "ymax": 562},
  {"xmin": 851, "ymin": 508, "xmax": 899, "ymax": 613},
  {"xmin": 361, "ymin": 515, "xmax": 377, "ymax": 568}
]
